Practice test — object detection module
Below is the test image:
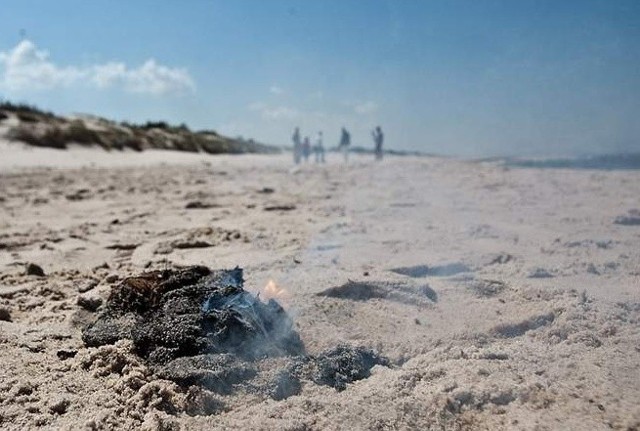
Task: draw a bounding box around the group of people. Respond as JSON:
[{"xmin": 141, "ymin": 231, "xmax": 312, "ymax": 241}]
[
  {"xmin": 292, "ymin": 126, "xmax": 384, "ymax": 164},
  {"xmin": 292, "ymin": 128, "xmax": 325, "ymax": 164}
]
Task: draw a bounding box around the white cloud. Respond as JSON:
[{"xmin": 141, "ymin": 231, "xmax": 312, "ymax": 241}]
[
  {"xmin": 0, "ymin": 40, "xmax": 195, "ymax": 95},
  {"xmin": 93, "ymin": 59, "xmax": 194, "ymax": 95},
  {"xmin": 92, "ymin": 62, "xmax": 126, "ymax": 88},
  {"xmin": 262, "ymin": 106, "xmax": 299, "ymax": 120},
  {"xmin": 269, "ymin": 85, "xmax": 283, "ymax": 95},
  {"xmin": 0, "ymin": 40, "xmax": 85, "ymax": 90},
  {"xmin": 247, "ymin": 101, "xmax": 267, "ymax": 111},
  {"xmin": 354, "ymin": 101, "xmax": 378, "ymax": 114},
  {"xmin": 247, "ymin": 101, "xmax": 299, "ymax": 120}
]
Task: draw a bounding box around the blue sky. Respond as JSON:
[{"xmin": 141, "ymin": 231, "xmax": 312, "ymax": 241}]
[{"xmin": 1, "ymin": 0, "xmax": 639, "ymax": 156}]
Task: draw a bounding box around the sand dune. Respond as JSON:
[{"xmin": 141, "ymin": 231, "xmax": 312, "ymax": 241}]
[{"xmin": 0, "ymin": 148, "xmax": 638, "ymax": 430}]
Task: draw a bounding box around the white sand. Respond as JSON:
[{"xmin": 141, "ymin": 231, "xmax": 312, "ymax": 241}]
[{"xmin": 0, "ymin": 145, "xmax": 638, "ymax": 430}]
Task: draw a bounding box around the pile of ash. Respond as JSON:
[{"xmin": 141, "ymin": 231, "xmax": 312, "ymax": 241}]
[{"xmin": 82, "ymin": 266, "xmax": 388, "ymax": 400}]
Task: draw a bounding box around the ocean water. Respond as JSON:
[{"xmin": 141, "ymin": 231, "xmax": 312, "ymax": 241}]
[{"xmin": 503, "ymin": 153, "xmax": 640, "ymax": 170}]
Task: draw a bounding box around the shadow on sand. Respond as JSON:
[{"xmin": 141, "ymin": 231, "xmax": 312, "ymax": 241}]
[{"xmin": 390, "ymin": 263, "xmax": 471, "ymax": 278}]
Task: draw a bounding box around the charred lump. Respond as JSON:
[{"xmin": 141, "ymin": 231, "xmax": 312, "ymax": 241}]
[
  {"xmin": 83, "ymin": 266, "xmax": 304, "ymax": 362},
  {"xmin": 82, "ymin": 266, "xmax": 388, "ymax": 399}
]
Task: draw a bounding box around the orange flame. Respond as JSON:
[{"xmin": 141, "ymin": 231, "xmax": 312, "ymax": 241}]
[{"xmin": 261, "ymin": 279, "xmax": 289, "ymax": 303}]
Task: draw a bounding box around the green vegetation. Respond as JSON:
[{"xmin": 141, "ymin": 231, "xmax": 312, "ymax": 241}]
[
  {"xmin": 7, "ymin": 125, "xmax": 67, "ymax": 149},
  {"xmin": 0, "ymin": 101, "xmax": 55, "ymax": 122},
  {"xmin": 0, "ymin": 100, "xmax": 279, "ymax": 154}
]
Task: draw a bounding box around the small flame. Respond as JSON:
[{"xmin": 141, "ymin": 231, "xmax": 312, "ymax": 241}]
[{"xmin": 261, "ymin": 279, "xmax": 289, "ymax": 303}]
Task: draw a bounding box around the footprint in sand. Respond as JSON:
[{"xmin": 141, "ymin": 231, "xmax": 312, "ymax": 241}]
[{"xmin": 316, "ymin": 280, "xmax": 437, "ymax": 305}]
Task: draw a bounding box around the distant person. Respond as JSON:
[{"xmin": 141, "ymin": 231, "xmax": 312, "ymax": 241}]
[
  {"xmin": 314, "ymin": 131, "xmax": 325, "ymax": 163},
  {"xmin": 292, "ymin": 127, "xmax": 301, "ymax": 164},
  {"xmin": 372, "ymin": 126, "xmax": 384, "ymax": 160},
  {"xmin": 302, "ymin": 136, "xmax": 311, "ymax": 162},
  {"xmin": 338, "ymin": 127, "xmax": 351, "ymax": 162}
]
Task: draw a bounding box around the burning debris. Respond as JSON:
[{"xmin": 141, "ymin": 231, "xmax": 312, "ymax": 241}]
[
  {"xmin": 82, "ymin": 266, "xmax": 388, "ymax": 403},
  {"xmin": 83, "ymin": 266, "xmax": 304, "ymax": 362},
  {"xmin": 261, "ymin": 279, "xmax": 290, "ymax": 302}
]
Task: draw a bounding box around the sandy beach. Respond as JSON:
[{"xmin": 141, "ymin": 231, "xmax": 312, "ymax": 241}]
[{"xmin": 0, "ymin": 145, "xmax": 638, "ymax": 430}]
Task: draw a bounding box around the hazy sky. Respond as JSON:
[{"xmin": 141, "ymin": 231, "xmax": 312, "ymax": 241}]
[{"xmin": 1, "ymin": 0, "xmax": 639, "ymax": 156}]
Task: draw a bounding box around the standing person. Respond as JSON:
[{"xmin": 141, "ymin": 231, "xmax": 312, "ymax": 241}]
[
  {"xmin": 292, "ymin": 127, "xmax": 302, "ymax": 164},
  {"xmin": 302, "ymin": 136, "xmax": 311, "ymax": 162},
  {"xmin": 339, "ymin": 127, "xmax": 351, "ymax": 163},
  {"xmin": 372, "ymin": 126, "xmax": 384, "ymax": 160},
  {"xmin": 315, "ymin": 131, "xmax": 325, "ymax": 163}
]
